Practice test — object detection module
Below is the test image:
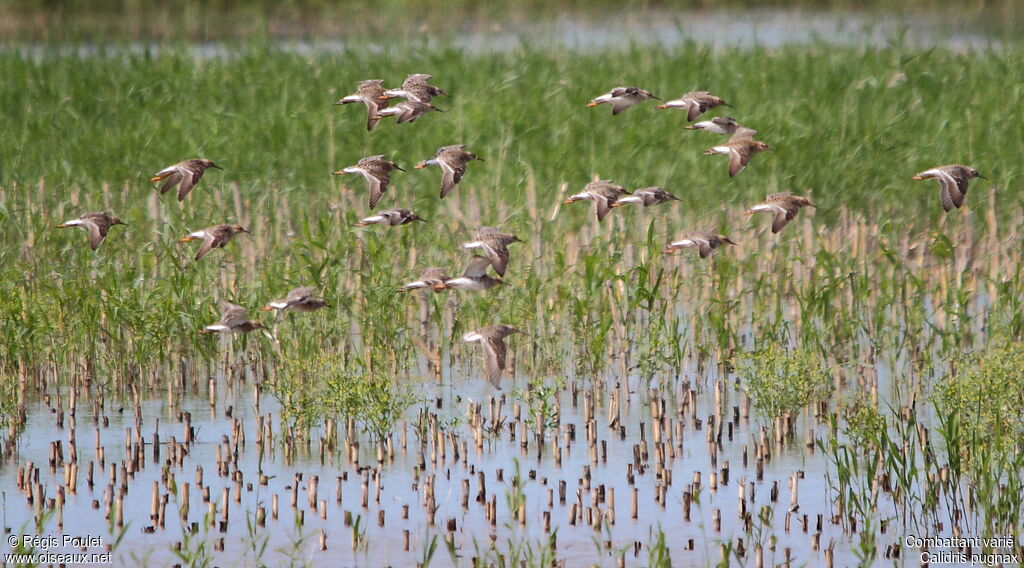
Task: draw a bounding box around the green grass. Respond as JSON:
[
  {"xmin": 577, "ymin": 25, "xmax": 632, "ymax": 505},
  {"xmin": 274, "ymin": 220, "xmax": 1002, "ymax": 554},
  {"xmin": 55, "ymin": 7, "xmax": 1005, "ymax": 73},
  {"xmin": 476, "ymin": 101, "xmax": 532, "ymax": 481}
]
[{"xmin": 0, "ymin": 42, "xmax": 1023, "ymax": 385}]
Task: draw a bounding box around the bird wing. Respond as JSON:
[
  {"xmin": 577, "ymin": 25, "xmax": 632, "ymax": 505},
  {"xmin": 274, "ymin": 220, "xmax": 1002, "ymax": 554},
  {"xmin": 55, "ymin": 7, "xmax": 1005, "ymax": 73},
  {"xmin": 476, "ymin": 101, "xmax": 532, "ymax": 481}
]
[
  {"xmin": 218, "ymin": 301, "xmax": 249, "ymax": 327},
  {"xmin": 364, "ymin": 100, "xmax": 381, "ymax": 131},
  {"xmin": 482, "ymin": 336, "xmax": 508, "ymax": 387},
  {"xmin": 948, "ymin": 171, "xmax": 969, "ymax": 207},
  {"xmin": 639, "ymin": 189, "xmax": 664, "ymax": 206},
  {"xmin": 158, "ymin": 169, "xmax": 184, "ymax": 194},
  {"xmin": 610, "ymin": 100, "xmax": 632, "ymax": 115},
  {"xmin": 438, "ymin": 157, "xmax": 466, "ymax": 198},
  {"xmin": 359, "ymin": 170, "xmax": 389, "ymax": 209},
  {"xmin": 463, "ymin": 256, "xmax": 492, "ymax": 278},
  {"xmin": 772, "ymin": 206, "xmax": 795, "ymax": 233},
  {"xmin": 482, "ymin": 241, "xmax": 510, "ymax": 276},
  {"xmin": 396, "ymin": 103, "xmax": 423, "ymax": 123},
  {"xmin": 286, "ymin": 286, "xmax": 317, "ymax": 304},
  {"xmin": 422, "ymin": 267, "xmax": 448, "ymax": 281},
  {"xmin": 686, "ymin": 102, "xmax": 702, "ymax": 122},
  {"xmin": 728, "ymin": 127, "xmax": 758, "ymax": 141},
  {"xmin": 595, "ymin": 196, "xmax": 615, "ymax": 221},
  {"xmin": 938, "ymin": 185, "xmax": 956, "ymax": 212},
  {"xmin": 80, "ymin": 218, "xmax": 106, "ymax": 250},
  {"xmin": 727, "ymin": 147, "xmax": 751, "ymax": 177},
  {"xmin": 688, "ymin": 235, "xmax": 714, "ymax": 258},
  {"xmin": 194, "ymin": 232, "xmax": 217, "ymax": 260},
  {"xmin": 177, "ymin": 168, "xmax": 203, "ymax": 201}
]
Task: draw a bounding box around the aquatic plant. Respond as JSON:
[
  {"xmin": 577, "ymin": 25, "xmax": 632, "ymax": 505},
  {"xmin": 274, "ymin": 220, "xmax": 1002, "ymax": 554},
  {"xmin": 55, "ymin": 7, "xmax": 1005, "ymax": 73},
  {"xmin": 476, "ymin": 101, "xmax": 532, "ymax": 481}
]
[
  {"xmin": 737, "ymin": 342, "xmax": 832, "ymax": 426},
  {"xmin": 934, "ymin": 343, "xmax": 1024, "ymax": 464}
]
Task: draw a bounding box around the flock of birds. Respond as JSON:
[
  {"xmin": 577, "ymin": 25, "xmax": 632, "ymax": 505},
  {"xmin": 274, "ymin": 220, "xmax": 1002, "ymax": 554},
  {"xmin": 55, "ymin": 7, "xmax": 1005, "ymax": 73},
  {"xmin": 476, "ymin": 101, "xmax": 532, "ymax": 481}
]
[{"xmin": 53, "ymin": 73, "xmax": 985, "ymax": 388}]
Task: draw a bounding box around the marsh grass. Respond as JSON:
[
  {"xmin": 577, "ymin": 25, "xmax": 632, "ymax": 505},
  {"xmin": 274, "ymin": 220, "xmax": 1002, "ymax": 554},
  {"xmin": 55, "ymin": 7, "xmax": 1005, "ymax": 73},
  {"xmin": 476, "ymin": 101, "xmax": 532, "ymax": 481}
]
[
  {"xmin": 3, "ymin": 39, "xmax": 1024, "ymax": 566},
  {"xmin": 935, "ymin": 343, "xmax": 1024, "ymax": 464},
  {"xmin": 737, "ymin": 342, "xmax": 831, "ymax": 427}
]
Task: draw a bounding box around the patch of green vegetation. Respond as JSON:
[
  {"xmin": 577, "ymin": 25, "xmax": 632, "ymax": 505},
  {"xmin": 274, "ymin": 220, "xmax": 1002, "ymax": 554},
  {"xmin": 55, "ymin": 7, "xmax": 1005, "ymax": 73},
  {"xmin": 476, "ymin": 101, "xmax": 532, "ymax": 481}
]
[
  {"xmin": 738, "ymin": 342, "xmax": 831, "ymax": 424},
  {"xmin": 271, "ymin": 354, "xmax": 417, "ymax": 442},
  {"xmin": 840, "ymin": 394, "xmax": 888, "ymax": 454},
  {"xmin": 512, "ymin": 377, "xmax": 564, "ymax": 432},
  {"xmin": 934, "ymin": 343, "xmax": 1024, "ymax": 464}
]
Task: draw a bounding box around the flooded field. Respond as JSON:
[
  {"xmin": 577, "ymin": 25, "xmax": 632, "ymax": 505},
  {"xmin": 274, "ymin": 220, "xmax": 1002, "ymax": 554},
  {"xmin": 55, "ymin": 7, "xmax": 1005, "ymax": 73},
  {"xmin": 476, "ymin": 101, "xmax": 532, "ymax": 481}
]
[{"xmin": 2, "ymin": 9, "xmax": 1024, "ymax": 567}]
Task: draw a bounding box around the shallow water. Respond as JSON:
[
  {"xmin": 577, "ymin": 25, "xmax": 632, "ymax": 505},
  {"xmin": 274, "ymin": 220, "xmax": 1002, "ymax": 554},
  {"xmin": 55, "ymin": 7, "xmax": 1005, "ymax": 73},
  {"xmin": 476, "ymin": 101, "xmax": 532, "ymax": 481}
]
[
  {"xmin": 0, "ymin": 353, "xmax": 986, "ymax": 567},
  {"xmin": 5, "ymin": 8, "xmax": 1002, "ymax": 62}
]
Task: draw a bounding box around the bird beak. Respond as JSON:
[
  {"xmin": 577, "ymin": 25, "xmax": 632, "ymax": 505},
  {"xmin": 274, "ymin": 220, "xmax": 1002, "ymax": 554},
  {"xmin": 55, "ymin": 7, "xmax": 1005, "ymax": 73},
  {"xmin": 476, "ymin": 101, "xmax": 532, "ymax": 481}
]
[
  {"xmin": 332, "ymin": 170, "xmax": 347, "ymax": 175},
  {"xmin": 149, "ymin": 175, "xmax": 164, "ymax": 182},
  {"xmin": 585, "ymin": 102, "xmax": 599, "ymax": 107},
  {"xmin": 332, "ymin": 101, "xmax": 344, "ymax": 105},
  {"xmin": 683, "ymin": 125, "xmax": 697, "ymax": 129},
  {"xmin": 476, "ymin": 157, "xmax": 485, "ymax": 161},
  {"xmin": 651, "ymin": 96, "xmax": 662, "ymax": 101},
  {"xmin": 413, "ymin": 162, "xmax": 427, "ymax": 169},
  {"xmin": 979, "ymin": 175, "xmax": 988, "ymax": 180},
  {"xmin": 179, "ymin": 237, "xmax": 196, "ymax": 242},
  {"xmin": 211, "ymin": 164, "xmax": 223, "ymax": 170},
  {"xmin": 260, "ymin": 306, "xmax": 273, "ymax": 311},
  {"xmin": 414, "ymin": 217, "xmax": 427, "ymax": 222},
  {"xmin": 55, "ymin": 223, "xmax": 69, "ymax": 228},
  {"xmin": 394, "ymin": 165, "xmax": 405, "ymax": 172},
  {"xmin": 432, "ymin": 284, "xmax": 447, "ymax": 291},
  {"xmin": 563, "ymin": 197, "xmax": 577, "ymax": 204},
  {"xmin": 655, "ymin": 104, "xmax": 668, "ymax": 109},
  {"xmin": 911, "ymin": 175, "xmax": 924, "ymax": 180}
]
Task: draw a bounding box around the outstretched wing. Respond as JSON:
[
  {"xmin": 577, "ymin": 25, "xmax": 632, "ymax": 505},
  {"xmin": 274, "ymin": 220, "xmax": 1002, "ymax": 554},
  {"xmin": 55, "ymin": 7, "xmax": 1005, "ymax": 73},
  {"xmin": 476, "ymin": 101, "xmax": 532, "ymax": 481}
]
[
  {"xmin": 194, "ymin": 233, "xmax": 216, "ymax": 260},
  {"xmin": 177, "ymin": 168, "xmax": 202, "ymax": 201},
  {"xmin": 438, "ymin": 157, "xmax": 466, "ymax": 198},
  {"xmin": 482, "ymin": 337, "xmax": 507, "ymax": 387},
  {"xmin": 482, "ymin": 241, "xmax": 511, "ymax": 276},
  {"xmin": 218, "ymin": 301, "xmax": 249, "ymax": 327},
  {"xmin": 727, "ymin": 147, "xmax": 751, "ymax": 177},
  {"xmin": 462, "ymin": 256, "xmax": 492, "ymax": 278},
  {"xmin": 81, "ymin": 218, "xmax": 106, "ymax": 250},
  {"xmin": 359, "ymin": 170, "xmax": 389, "ymax": 209},
  {"xmin": 286, "ymin": 286, "xmax": 318, "ymax": 304}
]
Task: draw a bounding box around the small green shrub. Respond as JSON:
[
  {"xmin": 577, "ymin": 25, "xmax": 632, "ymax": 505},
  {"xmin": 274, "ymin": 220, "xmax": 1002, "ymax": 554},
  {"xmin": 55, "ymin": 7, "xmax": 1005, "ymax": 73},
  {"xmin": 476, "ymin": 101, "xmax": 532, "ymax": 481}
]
[
  {"xmin": 934, "ymin": 343, "xmax": 1024, "ymax": 464},
  {"xmin": 738, "ymin": 342, "xmax": 832, "ymax": 424}
]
